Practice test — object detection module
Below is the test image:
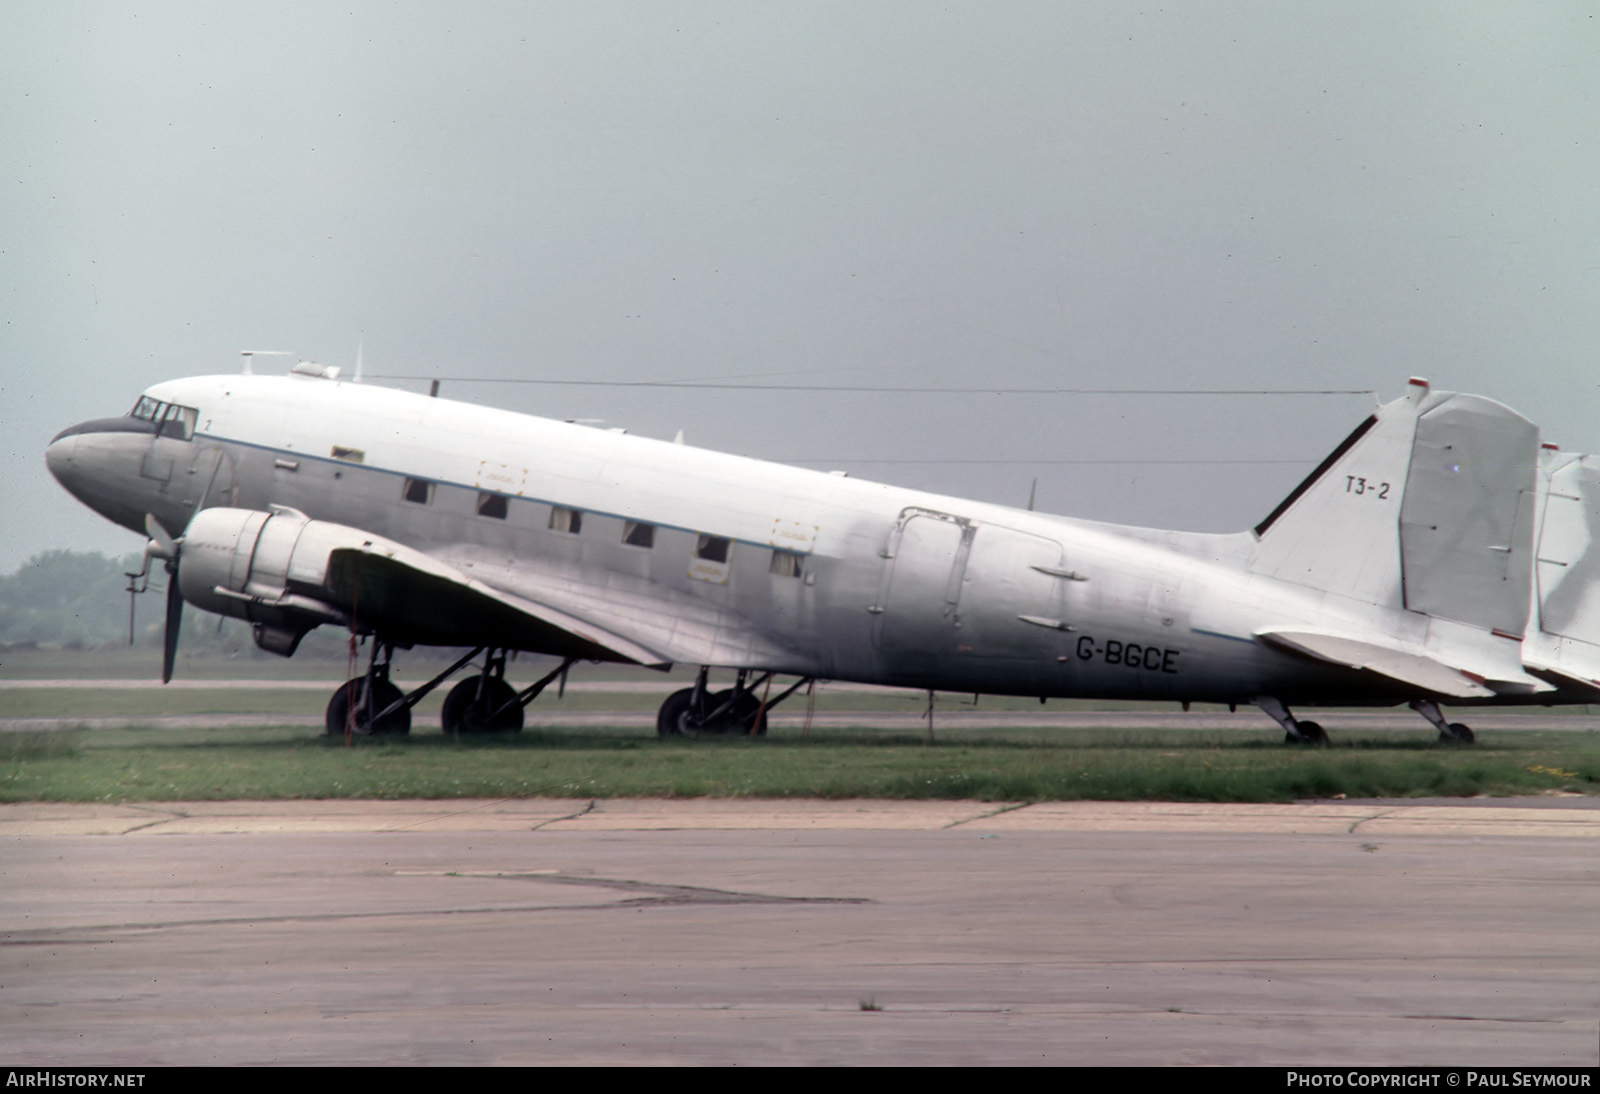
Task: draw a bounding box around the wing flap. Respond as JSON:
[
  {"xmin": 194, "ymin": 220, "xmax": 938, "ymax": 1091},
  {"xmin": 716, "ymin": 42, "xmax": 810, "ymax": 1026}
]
[
  {"xmin": 1254, "ymin": 629, "xmax": 1496, "ymax": 699},
  {"xmin": 324, "ymin": 547, "xmax": 670, "ymax": 666},
  {"xmin": 430, "ymin": 545, "xmax": 801, "ymax": 670}
]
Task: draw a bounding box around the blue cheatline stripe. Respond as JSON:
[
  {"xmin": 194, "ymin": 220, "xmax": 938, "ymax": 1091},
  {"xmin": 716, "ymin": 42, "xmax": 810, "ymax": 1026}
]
[
  {"xmin": 1189, "ymin": 627, "xmax": 1255, "ymax": 644},
  {"xmin": 194, "ymin": 431, "xmax": 810, "ymax": 554}
]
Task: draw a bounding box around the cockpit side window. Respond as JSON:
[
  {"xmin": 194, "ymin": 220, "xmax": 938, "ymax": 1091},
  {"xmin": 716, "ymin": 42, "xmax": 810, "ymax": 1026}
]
[
  {"xmin": 130, "ymin": 396, "xmax": 164, "ymax": 421},
  {"xmin": 128, "ymin": 397, "xmax": 198, "ymax": 441},
  {"xmin": 158, "ymin": 405, "xmax": 197, "ymax": 440}
]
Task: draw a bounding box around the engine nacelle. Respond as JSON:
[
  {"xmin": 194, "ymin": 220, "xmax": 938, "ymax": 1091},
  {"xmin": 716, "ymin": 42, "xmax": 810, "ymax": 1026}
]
[{"xmin": 177, "ymin": 506, "xmax": 377, "ymax": 654}]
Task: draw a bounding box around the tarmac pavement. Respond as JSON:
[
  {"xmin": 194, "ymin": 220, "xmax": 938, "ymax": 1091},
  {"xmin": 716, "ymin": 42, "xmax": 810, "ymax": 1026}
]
[{"xmin": 2, "ymin": 797, "xmax": 1596, "ymax": 1066}]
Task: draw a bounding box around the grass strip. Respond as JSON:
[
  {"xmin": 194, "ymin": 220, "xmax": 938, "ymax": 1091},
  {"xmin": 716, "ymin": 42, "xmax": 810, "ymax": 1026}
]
[{"xmin": 2, "ymin": 724, "xmax": 1595, "ymax": 803}]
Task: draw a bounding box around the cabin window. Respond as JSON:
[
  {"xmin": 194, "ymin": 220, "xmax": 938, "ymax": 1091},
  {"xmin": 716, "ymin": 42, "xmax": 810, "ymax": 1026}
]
[
  {"xmin": 689, "ymin": 534, "xmax": 733, "ymax": 584},
  {"xmin": 331, "ymin": 446, "xmax": 365, "ymax": 464},
  {"xmin": 549, "ymin": 506, "xmax": 582, "ymax": 534},
  {"xmin": 770, "ymin": 550, "xmax": 803, "ymax": 578},
  {"xmin": 478, "ymin": 492, "xmax": 508, "ymax": 519},
  {"xmin": 402, "ymin": 478, "xmax": 434, "ymax": 505},
  {"xmin": 623, "ymin": 521, "xmax": 655, "ymax": 548},
  {"xmin": 696, "ymin": 534, "xmax": 731, "ymax": 564}
]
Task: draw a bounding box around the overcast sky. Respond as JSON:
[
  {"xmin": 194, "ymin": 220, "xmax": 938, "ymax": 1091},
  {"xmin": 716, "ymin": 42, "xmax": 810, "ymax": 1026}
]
[{"xmin": 4, "ymin": 2, "xmax": 1598, "ymax": 574}]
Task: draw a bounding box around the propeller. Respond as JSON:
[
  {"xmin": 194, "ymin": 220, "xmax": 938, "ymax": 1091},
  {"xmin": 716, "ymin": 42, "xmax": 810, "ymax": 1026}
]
[
  {"xmin": 162, "ymin": 566, "xmax": 183, "ymax": 684},
  {"xmin": 143, "ymin": 514, "xmax": 184, "ymax": 684}
]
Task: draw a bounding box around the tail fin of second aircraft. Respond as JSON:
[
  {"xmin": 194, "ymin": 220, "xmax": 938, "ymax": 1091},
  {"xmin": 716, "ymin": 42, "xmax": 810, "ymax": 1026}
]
[{"xmin": 1249, "ymin": 379, "xmax": 1538, "ymax": 636}]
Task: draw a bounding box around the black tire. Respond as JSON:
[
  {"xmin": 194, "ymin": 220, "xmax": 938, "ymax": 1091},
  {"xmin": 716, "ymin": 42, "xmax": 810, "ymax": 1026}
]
[
  {"xmin": 657, "ymin": 687, "xmax": 694, "ymax": 737},
  {"xmin": 326, "ymin": 678, "xmax": 410, "ymax": 736},
  {"xmin": 656, "ymin": 687, "xmax": 767, "ymax": 738},
  {"xmin": 1288, "ymin": 720, "xmax": 1328, "ymax": 746},
  {"xmin": 441, "ymin": 675, "xmax": 523, "ymax": 735},
  {"xmin": 720, "ymin": 690, "xmax": 768, "ymax": 737},
  {"xmin": 1442, "ymin": 722, "xmax": 1475, "ymax": 746}
]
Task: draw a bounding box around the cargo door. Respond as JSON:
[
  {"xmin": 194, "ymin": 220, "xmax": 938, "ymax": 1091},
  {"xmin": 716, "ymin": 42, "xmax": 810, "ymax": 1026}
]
[{"xmin": 871, "ymin": 508, "xmax": 974, "ymax": 655}]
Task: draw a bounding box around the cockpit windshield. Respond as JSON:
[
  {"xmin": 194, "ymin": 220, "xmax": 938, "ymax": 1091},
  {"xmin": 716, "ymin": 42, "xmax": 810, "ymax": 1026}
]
[{"xmin": 129, "ymin": 396, "xmax": 199, "ymax": 441}]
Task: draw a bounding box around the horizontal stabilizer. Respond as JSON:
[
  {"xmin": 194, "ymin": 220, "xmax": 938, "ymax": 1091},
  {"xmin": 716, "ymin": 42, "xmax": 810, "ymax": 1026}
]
[
  {"xmin": 1523, "ymin": 663, "xmax": 1600, "ymax": 699},
  {"xmin": 1254, "ymin": 629, "xmax": 1496, "ymax": 699},
  {"xmin": 325, "ymin": 547, "xmax": 670, "ymax": 666}
]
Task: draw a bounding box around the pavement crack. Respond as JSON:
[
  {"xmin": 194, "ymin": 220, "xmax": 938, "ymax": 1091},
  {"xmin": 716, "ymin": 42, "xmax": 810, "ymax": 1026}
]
[
  {"xmin": 0, "ymin": 872, "xmax": 867, "ymax": 941},
  {"xmin": 499, "ymin": 872, "xmax": 867, "ymax": 906},
  {"xmin": 385, "ymin": 798, "xmax": 518, "ymax": 831},
  {"xmin": 942, "ymin": 802, "xmax": 1028, "ymax": 829},
  {"xmin": 529, "ymin": 799, "xmax": 596, "ymax": 831},
  {"xmin": 117, "ymin": 804, "xmax": 190, "ymax": 835},
  {"xmin": 1346, "ymin": 808, "xmax": 1403, "ymax": 834}
]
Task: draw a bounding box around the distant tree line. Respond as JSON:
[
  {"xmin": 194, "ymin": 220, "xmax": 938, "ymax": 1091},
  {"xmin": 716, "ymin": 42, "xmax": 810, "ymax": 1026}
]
[{"xmin": 0, "ymin": 550, "xmax": 334, "ymax": 656}]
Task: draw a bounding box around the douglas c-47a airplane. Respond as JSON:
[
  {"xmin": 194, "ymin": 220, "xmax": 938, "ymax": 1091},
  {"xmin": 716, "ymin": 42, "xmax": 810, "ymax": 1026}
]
[{"xmin": 44, "ymin": 361, "xmax": 1600, "ymax": 744}]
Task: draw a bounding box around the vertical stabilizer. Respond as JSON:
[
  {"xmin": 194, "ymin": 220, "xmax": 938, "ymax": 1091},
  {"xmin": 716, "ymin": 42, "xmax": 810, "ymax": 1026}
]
[
  {"xmin": 1248, "ymin": 380, "xmax": 1428, "ymax": 607},
  {"xmin": 1250, "ymin": 381, "xmax": 1539, "ymax": 629}
]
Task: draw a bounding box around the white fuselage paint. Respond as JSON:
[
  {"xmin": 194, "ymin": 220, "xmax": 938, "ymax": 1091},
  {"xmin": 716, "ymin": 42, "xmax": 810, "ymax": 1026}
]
[{"xmin": 50, "ymin": 373, "xmax": 1521, "ymax": 706}]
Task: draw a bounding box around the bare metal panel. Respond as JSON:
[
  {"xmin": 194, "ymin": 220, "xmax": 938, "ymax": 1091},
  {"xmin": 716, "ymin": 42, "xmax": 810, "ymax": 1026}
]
[
  {"xmin": 956, "ymin": 524, "xmax": 1067, "ymax": 662},
  {"xmin": 1399, "ymin": 394, "xmax": 1537, "ymax": 633}
]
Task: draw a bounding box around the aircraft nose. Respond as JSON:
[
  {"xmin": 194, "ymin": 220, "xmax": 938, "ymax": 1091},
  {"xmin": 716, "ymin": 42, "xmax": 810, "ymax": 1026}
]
[
  {"xmin": 44, "ymin": 431, "xmax": 79, "ymax": 493},
  {"xmin": 44, "ymin": 416, "xmax": 164, "ymax": 535}
]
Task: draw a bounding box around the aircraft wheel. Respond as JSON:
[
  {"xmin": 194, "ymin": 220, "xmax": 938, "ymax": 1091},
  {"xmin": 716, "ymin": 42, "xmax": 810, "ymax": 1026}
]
[
  {"xmin": 441, "ymin": 676, "xmax": 523, "ymax": 735},
  {"xmin": 326, "ymin": 678, "xmax": 410, "ymax": 736},
  {"xmin": 1441, "ymin": 722, "xmax": 1475, "ymax": 746},
  {"xmin": 1288, "ymin": 720, "xmax": 1328, "ymax": 746},
  {"xmin": 720, "ymin": 690, "xmax": 768, "ymax": 737},
  {"xmin": 657, "ymin": 687, "xmax": 695, "ymax": 737},
  {"xmin": 656, "ymin": 688, "xmax": 767, "ymax": 738}
]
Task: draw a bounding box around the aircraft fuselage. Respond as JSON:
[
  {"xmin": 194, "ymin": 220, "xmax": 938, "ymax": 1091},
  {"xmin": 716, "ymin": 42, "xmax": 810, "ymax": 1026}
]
[{"xmin": 47, "ymin": 371, "xmax": 1587, "ymax": 738}]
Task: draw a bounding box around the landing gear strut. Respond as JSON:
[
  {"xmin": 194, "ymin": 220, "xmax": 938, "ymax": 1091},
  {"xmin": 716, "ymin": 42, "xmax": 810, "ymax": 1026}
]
[
  {"xmin": 442, "ymin": 649, "xmax": 523, "ymax": 734},
  {"xmin": 1255, "ymin": 696, "xmax": 1329, "ymax": 746},
  {"xmin": 657, "ymin": 668, "xmax": 813, "ymax": 738},
  {"xmin": 325, "ymin": 644, "xmax": 578, "ymax": 738},
  {"xmin": 326, "ymin": 639, "xmax": 410, "ymax": 736},
  {"xmin": 1410, "ymin": 699, "xmax": 1475, "ymax": 745}
]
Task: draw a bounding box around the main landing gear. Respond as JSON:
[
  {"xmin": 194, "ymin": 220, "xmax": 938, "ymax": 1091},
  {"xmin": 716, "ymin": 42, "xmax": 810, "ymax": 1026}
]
[
  {"xmin": 325, "ymin": 640, "xmax": 411, "ymax": 736},
  {"xmin": 323, "ymin": 642, "xmax": 575, "ymax": 737},
  {"xmin": 1255, "ymin": 696, "xmax": 1329, "ymax": 746},
  {"xmin": 657, "ymin": 667, "xmax": 813, "ymax": 738},
  {"xmin": 1253, "ymin": 696, "xmax": 1476, "ymax": 745}
]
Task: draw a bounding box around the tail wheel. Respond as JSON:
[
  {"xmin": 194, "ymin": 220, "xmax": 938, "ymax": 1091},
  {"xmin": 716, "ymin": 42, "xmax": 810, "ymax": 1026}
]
[
  {"xmin": 326, "ymin": 678, "xmax": 410, "ymax": 736},
  {"xmin": 441, "ymin": 675, "xmax": 523, "ymax": 735}
]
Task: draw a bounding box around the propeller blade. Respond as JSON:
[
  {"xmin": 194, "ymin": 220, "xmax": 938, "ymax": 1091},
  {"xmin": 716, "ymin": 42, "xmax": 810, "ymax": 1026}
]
[
  {"xmin": 145, "ymin": 514, "xmax": 177, "ymax": 560},
  {"xmin": 162, "ymin": 568, "xmax": 183, "ymax": 684},
  {"xmin": 162, "ymin": 572, "xmax": 184, "ymax": 684}
]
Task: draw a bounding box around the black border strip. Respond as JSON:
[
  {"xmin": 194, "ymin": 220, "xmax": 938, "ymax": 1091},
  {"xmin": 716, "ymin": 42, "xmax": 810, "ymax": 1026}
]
[{"xmin": 1252, "ymin": 413, "xmax": 1379, "ymax": 538}]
